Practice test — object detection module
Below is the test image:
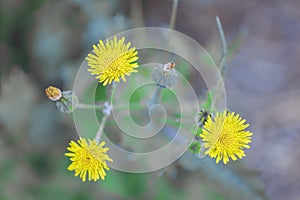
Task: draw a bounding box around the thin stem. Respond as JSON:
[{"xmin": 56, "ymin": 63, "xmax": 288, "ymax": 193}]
[
  {"xmin": 77, "ymin": 103, "xmax": 145, "ymax": 112},
  {"xmin": 130, "ymin": 0, "xmax": 145, "ymax": 27},
  {"xmin": 148, "ymin": 86, "xmax": 162, "ymax": 108},
  {"xmin": 94, "ymin": 114, "xmax": 109, "ymax": 143},
  {"xmin": 76, "ymin": 103, "xmax": 103, "ymax": 110},
  {"xmin": 216, "ymin": 16, "xmax": 228, "ymax": 76},
  {"xmin": 211, "ymin": 16, "xmax": 228, "ymax": 111},
  {"xmin": 94, "ymin": 82, "xmax": 116, "ymax": 143},
  {"xmin": 169, "ymin": 0, "xmax": 179, "ymax": 30},
  {"xmin": 114, "ymin": 104, "xmax": 145, "ymax": 112},
  {"xmin": 108, "ymin": 82, "xmax": 117, "ymax": 104}
]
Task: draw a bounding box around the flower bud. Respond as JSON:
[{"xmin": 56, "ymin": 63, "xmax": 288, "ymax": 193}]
[{"xmin": 45, "ymin": 86, "xmax": 62, "ymax": 101}]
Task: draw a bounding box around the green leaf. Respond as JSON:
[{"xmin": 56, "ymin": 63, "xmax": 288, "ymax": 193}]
[
  {"xmin": 95, "ymin": 83, "xmax": 107, "ymax": 102},
  {"xmin": 188, "ymin": 141, "xmax": 201, "ymax": 154},
  {"xmin": 201, "ymin": 90, "xmax": 213, "ymax": 110}
]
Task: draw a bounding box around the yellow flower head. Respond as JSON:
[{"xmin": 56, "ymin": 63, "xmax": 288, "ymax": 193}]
[
  {"xmin": 200, "ymin": 111, "xmax": 252, "ymax": 164},
  {"xmin": 86, "ymin": 37, "xmax": 139, "ymax": 86},
  {"xmin": 45, "ymin": 86, "xmax": 62, "ymax": 101},
  {"xmin": 65, "ymin": 138, "xmax": 113, "ymax": 182}
]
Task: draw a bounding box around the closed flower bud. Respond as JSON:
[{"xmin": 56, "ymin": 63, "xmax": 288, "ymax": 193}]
[{"xmin": 45, "ymin": 86, "xmax": 62, "ymax": 101}]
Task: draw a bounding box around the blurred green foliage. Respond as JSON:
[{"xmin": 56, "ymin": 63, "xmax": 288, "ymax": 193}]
[{"xmin": 1, "ymin": 0, "xmax": 46, "ymax": 72}]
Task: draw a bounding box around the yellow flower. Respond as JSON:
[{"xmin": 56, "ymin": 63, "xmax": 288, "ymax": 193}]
[
  {"xmin": 200, "ymin": 111, "xmax": 252, "ymax": 164},
  {"xmin": 65, "ymin": 138, "xmax": 113, "ymax": 182},
  {"xmin": 86, "ymin": 37, "xmax": 139, "ymax": 86},
  {"xmin": 45, "ymin": 86, "xmax": 62, "ymax": 101}
]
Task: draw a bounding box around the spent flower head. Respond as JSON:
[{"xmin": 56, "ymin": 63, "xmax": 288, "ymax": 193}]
[
  {"xmin": 152, "ymin": 62, "xmax": 178, "ymax": 88},
  {"xmin": 195, "ymin": 110, "xmax": 211, "ymax": 128},
  {"xmin": 65, "ymin": 138, "xmax": 113, "ymax": 182},
  {"xmin": 86, "ymin": 37, "xmax": 139, "ymax": 86},
  {"xmin": 200, "ymin": 111, "xmax": 252, "ymax": 164}
]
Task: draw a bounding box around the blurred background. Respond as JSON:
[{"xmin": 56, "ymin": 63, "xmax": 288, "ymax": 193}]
[{"xmin": 1, "ymin": 0, "xmax": 300, "ymax": 199}]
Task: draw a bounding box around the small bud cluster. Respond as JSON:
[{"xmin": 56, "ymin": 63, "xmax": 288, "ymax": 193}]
[{"xmin": 45, "ymin": 86, "xmax": 78, "ymax": 113}]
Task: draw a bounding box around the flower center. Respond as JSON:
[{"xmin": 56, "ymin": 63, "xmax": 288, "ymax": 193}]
[
  {"xmin": 107, "ymin": 57, "xmax": 122, "ymax": 71},
  {"xmin": 219, "ymin": 132, "xmax": 229, "ymax": 145},
  {"xmin": 215, "ymin": 123, "xmax": 232, "ymax": 148}
]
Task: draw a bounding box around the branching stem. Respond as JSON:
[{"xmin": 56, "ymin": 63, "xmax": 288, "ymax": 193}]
[{"xmin": 95, "ymin": 114, "xmax": 109, "ymax": 143}]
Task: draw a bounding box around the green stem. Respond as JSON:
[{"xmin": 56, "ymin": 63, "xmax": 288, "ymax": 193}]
[
  {"xmin": 94, "ymin": 82, "xmax": 116, "ymax": 143},
  {"xmin": 76, "ymin": 103, "xmax": 103, "ymax": 110},
  {"xmin": 148, "ymin": 86, "xmax": 162, "ymax": 108},
  {"xmin": 216, "ymin": 16, "xmax": 228, "ymax": 77},
  {"xmin": 130, "ymin": 0, "xmax": 145, "ymax": 27},
  {"xmin": 109, "ymin": 82, "xmax": 117, "ymax": 105},
  {"xmin": 211, "ymin": 16, "xmax": 228, "ymax": 111},
  {"xmin": 95, "ymin": 114, "xmax": 108, "ymax": 143},
  {"xmin": 169, "ymin": 0, "xmax": 179, "ymax": 30}
]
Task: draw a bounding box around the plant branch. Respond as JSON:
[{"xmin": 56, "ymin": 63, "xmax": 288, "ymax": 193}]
[
  {"xmin": 148, "ymin": 86, "xmax": 162, "ymax": 108},
  {"xmin": 95, "ymin": 114, "xmax": 109, "ymax": 143},
  {"xmin": 216, "ymin": 16, "xmax": 228, "ymax": 76},
  {"xmin": 76, "ymin": 103, "xmax": 103, "ymax": 110},
  {"xmin": 94, "ymin": 83, "xmax": 116, "ymax": 143},
  {"xmin": 169, "ymin": 0, "xmax": 179, "ymax": 30},
  {"xmin": 130, "ymin": 0, "xmax": 145, "ymax": 27},
  {"xmin": 210, "ymin": 16, "xmax": 228, "ymax": 111}
]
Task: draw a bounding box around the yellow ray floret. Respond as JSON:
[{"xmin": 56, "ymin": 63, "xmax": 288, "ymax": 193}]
[
  {"xmin": 86, "ymin": 37, "xmax": 139, "ymax": 86},
  {"xmin": 200, "ymin": 111, "xmax": 252, "ymax": 164},
  {"xmin": 65, "ymin": 138, "xmax": 113, "ymax": 182}
]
